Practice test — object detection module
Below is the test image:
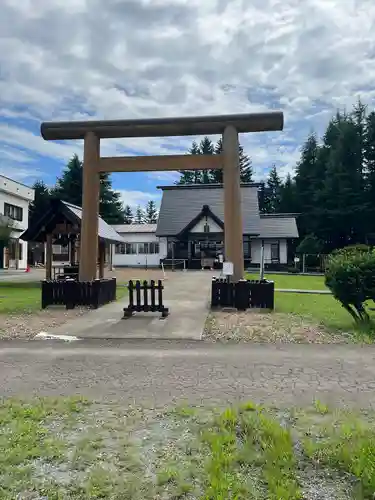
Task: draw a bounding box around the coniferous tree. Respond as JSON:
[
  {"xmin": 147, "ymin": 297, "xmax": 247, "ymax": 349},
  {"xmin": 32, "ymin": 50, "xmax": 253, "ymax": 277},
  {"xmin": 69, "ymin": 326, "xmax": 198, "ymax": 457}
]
[
  {"xmin": 279, "ymin": 173, "xmax": 298, "ymax": 213},
  {"xmin": 177, "ymin": 141, "xmax": 200, "ymax": 185},
  {"xmin": 263, "ymin": 165, "xmax": 282, "ymax": 213},
  {"xmin": 123, "ymin": 205, "xmax": 134, "ymax": 224},
  {"xmin": 295, "ymin": 134, "xmax": 319, "ymax": 209},
  {"xmin": 53, "ymin": 154, "xmax": 83, "ymax": 207},
  {"xmin": 319, "ymin": 118, "xmax": 366, "ymax": 249},
  {"xmin": 364, "ymin": 111, "xmax": 375, "ymax": 242},
  {"xmin": 99, "ymin": 173, "xmax": 125, "ymax": 224},
  {"xmin": 52, "ymin": 154, "xmax": 125, "ymax": 223},
  {"xmin": 258, "ymin": 182, "xmax": 267, "ymax": 214},
  {"xmin": 239, "ymin": 145, "xmax": 253, "ymax": 182},
  {"xmin": 200, "ymin": 137, "xmax": 214, "ymax": 184},
  {"xmin": 210, "ymin": 138, "xmax": 224, "ymax": 183},
  {"xmin": 177, "ymin": 137, "xmax": 252, "ymax": 185},
  {"xmin": 135, "ymin": 205, "xmax": 145, "ymax": 224},
  {"xmin": 29, "ymin": 180, "xmax": 52, "ymax": 226},
  {"xmin": 145, "ymin": 200, "xmax": 158, "ymax": 224}
]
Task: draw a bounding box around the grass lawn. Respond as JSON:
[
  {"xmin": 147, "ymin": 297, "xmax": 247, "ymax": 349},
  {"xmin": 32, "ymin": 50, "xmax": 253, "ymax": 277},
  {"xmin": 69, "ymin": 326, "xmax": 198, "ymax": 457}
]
[
  {"xmin": 246, "ymin": 272, "xmax": 327, "ymax": 290},
  {"xmin": 0, "ymin": 281, "xmax": 40, "ymax": 313},
  {"xmin": 0, "ymin": 281, "xmax": 128, "ymax": 314},
  {"xmin": 1, "ymin": 397, "xmax": 374, "ymax": 499},
  {"xmin": 275, "ymin": 292, "xmax": 375, "ymax": 337}
]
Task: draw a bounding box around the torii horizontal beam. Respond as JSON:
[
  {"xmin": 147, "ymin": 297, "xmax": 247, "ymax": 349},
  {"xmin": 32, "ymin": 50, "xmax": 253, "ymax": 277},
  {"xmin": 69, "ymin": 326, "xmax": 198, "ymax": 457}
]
[
  {"xmin": 98, "ymin": 154, "xmax": 223, "ymax": 172},
  {"xmin": 41, "ymin": 112, "xmax": 283, "ymax": 140}
]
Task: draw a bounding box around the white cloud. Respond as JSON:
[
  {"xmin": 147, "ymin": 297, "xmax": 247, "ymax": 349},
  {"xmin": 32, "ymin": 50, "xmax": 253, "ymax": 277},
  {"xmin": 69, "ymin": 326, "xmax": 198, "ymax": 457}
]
[
  {"xmin": 0, "ymin": 163, "xmax": 44, "ymax": 182},
  {"xmin": 0, "ymin": 0, "xmax": 375, "ymax": 186},
  {"xmin": 118, "ymin": 189, "xmax": 161, "ymax": 210}
]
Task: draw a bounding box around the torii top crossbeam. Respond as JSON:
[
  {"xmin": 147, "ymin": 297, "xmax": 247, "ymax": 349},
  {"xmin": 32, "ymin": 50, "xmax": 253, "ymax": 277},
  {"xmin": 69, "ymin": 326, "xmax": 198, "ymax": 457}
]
[
  {"xmin": 41, "ymin": 112, "xmax": 283, "ymax": 140},
  {"xmin": 40, "ymin": 111, "xmax": 284, "ymax": 282}
]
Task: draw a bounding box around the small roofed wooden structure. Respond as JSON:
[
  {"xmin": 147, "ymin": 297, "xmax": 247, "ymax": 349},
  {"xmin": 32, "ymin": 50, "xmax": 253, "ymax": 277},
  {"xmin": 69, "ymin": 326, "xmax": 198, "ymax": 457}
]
[{"xmin": 20, "ymin": 199, "xmax": 124, "ymax": 280}]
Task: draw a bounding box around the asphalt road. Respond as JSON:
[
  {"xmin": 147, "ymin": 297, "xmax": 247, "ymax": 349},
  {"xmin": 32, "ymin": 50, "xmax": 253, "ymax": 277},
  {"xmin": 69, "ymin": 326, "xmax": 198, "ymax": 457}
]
[{"xmin": 1, "ymin": 339, "xmax": 375, "ymax": 408}]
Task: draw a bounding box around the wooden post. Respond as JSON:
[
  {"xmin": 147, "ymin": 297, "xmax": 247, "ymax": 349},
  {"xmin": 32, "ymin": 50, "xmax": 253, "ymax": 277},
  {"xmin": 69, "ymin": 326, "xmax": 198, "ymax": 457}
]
[
  {"xmin": 46, "ymin": 233, "xmax": 53, "ymax": 280},
  {"xmin": 79, "ymin": 131, "xmax": 100, "ymax": 281},
  {"xmin": 222, "ymin": 125, "xmax": 244, "ymax": 282},
  {"xmin": 15, "ymin": 240, "xmax": 19, "ymax": 270},
  {"xmin": 171, "ymin": 240, "xmax": 175, "ymax": 271},
  {"xmin": 99, "ymin": 240, "xmax": 105, "ymax": 279},
  {"xmin": 70, "ymin": 237, "xmax": 76, "ymax": 265},
  {"xmin": 260, "ymin": 240, "xmax": 265, "ymax": 280},
  {"xmin": 109, "ymin": 243, "xmax": 114, "ymax": 271},
  {"xmin": 76, "ymin": 238, "xmax": 80, "ymax": 264}
]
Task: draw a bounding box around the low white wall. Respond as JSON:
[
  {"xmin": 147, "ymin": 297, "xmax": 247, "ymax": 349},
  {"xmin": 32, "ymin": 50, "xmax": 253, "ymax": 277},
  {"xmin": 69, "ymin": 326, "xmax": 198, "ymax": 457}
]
[
  {"xmin": 111, "ymin": 234, "xmax": 289, "ymax": 267},
  {"xmin": 250, "ymin": 239, "xmax": 288, "ymax": 264},
  {"xmin": 113, "ymin": 233, "xmax": 167, "ymax": 267},
  {"xmin": 6, "ymin": 239, "xmax": 28, "ymax": 270}
]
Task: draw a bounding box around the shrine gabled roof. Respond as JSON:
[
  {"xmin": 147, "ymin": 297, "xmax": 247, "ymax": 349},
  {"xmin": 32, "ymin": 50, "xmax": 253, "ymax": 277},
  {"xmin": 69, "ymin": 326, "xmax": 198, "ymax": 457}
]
[
  {"xmin": 20, "ymin": 199, "xmax": 125, "ymax": 244},
  {"xmin": 156, "ymin": 184, "xmax": 261, "ymax": 237}
]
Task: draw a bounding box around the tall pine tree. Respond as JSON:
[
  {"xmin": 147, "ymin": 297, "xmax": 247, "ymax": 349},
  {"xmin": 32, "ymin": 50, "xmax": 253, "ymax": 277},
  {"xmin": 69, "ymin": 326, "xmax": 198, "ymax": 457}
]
[
  {"xmin": 239, "ymin": 145, "xmax": 253, "ymax": 182},
  {"xmin": 99, "ymin": 173, "xmax": 125, "ymax": 224},
  {"xmin": 135, "ymin": 205, "xmax": 145, "ymax": 224},
  {"xmin": 364, "ymin": 111, "xmax": 375, "ymax": 242},
  {"xmin": 177, "ymin": 137, "xmax": 252, "ymax": 185},
  {"xmin": 123, "ymin": 205, "xmax": 133, "ymax": 224},
  {"xmin": 145, "ymin": 200, "xmax": 158, "ymax": 223},
  {"xmin": 52, "ymin": 154, "xmax": 125, "ymax": 223},
  {"xmin": 29, "ymin": 180, "xmax": 52, "ymax": 226},
  {"xmin": 177, "ymin": 141, "xmax": 200, "ymax": 185},
  {"xmin": 199, "ymin": 137, "xmax": 214, "ymax": 184},
  {"xmin": 53, "ymin": 154, "xmax": 83, "ymax": 207},
  {"xmin": 263, "ymin": 165, "xmax": 282, "ymax": 213},
  {"xmin": 279, "ymin": 173, "xmax": 298, "ymax": 213},
  {"xmin": 318, "ymin": 117, "xmax": 366, "ymax": 249}
]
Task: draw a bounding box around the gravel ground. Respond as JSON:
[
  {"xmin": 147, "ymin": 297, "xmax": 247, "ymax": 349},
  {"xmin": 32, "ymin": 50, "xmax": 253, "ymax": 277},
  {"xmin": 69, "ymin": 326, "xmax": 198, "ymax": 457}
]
[
  {"xmin": 203, "ymin": 310, "xmax": 352, "ymax": 343},
  {"xmin": 0, "ymin": 308, "xmax": 91, "ymax": 340},
  {"xmin": 1, "ymin": 308, "xmax": 353, "ymax": 343}
]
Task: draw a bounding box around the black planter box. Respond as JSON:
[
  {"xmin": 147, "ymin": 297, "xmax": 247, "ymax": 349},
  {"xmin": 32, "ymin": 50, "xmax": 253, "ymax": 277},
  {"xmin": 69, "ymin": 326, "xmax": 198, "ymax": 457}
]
[
  {"xmin": 211, "ymin": 278, "xmax": 274, "ymax": 310},
  {"xmin": 41, "ymin": 278, "xmax": 117, "ymax": 310}
]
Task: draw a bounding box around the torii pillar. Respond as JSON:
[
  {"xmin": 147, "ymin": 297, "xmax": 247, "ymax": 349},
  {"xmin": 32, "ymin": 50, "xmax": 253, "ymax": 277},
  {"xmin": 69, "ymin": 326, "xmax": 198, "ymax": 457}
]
[
  {"xmin": 79, "ymin": 131, "xmax": 100, "ymax": 281},
  {"xmin": 223, "ymin": 125, "xmax": 244, "ymax": 282}
]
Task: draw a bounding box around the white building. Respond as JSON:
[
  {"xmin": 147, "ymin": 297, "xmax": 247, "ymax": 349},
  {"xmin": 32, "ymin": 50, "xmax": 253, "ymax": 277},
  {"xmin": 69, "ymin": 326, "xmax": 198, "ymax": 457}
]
[
  {"xmin": 112, "ymin": 184, "xmax": 299, "ymax": 269},
  {"xmin": 112, "ymin": 224, "xmax": 167, "ymax": 268},
  {"xmin": 0, "ymin": 175, "xmax": 34, "ymax": 270}
]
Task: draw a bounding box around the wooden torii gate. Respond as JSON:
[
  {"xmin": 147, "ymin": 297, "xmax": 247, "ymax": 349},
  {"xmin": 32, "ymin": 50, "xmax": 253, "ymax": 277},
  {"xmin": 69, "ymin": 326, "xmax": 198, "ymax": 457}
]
[{"xmin": 41, "ymin": 112, "xmax": 283, "ymax": 282}]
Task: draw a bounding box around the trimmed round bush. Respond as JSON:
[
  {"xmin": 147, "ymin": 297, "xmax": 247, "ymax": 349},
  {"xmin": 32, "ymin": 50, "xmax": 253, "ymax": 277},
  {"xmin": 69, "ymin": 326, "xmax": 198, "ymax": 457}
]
[{"xmin": 325, "ymin": 247, "xmax": 375, "ymax": 323}]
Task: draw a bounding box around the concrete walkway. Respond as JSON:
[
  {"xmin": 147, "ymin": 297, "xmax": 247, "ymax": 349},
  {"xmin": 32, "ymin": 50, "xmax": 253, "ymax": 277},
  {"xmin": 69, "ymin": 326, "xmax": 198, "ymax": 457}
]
[
  {"xmin": 1, "ymin": 340, "xmax": 375, "ymax": 409},
  {"xmin": 43, "ymin": 272, "xmax": 212, "ymax": 340}
]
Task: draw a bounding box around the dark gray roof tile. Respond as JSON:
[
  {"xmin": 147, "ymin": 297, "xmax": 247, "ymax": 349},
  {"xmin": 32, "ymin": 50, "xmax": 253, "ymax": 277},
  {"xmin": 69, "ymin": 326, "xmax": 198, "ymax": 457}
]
[
  {"xmin": 156, "ymin": 184, "xmax": 261, "ymax": 236},
  {"xmin": 61, "ymin": 202, "xmax": 125, "ymax": 243},
  {"xmin": 259, "ymin": 215, "xmax": 299, "ymax": 238}
]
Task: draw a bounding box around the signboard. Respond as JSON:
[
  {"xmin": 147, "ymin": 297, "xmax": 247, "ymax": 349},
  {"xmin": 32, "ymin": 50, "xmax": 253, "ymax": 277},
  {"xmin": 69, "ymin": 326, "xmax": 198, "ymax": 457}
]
[
  {"xmin": 222, "ymin": 261, "xmax": 233, "ymax": 276},
  {"xmin": 294, "ymin": 257, "xmax": 300, "ymax": 263}
]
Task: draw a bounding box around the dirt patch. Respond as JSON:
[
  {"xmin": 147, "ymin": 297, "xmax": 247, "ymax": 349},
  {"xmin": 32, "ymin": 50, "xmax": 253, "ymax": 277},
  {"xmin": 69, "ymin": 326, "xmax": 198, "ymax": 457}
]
[
  {"xmin": 0, "ymin": 307, "xmax": 91, "ymax": 340},
  {"xmin": 203, "ymin": 310, "xmax": 351, "ymax": 343}
]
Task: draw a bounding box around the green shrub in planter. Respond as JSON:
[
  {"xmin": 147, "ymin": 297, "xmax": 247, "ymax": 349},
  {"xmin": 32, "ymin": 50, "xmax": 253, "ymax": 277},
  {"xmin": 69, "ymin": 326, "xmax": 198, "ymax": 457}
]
[{"xmin": 325, "ymin": 248, "xmax": 375, "ymax": 323}]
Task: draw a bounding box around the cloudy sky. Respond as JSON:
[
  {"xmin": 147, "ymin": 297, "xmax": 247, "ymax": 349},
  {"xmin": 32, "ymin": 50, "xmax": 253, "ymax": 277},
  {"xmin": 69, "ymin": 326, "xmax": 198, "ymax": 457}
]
[{"xmin": 1, "ymin": 0, "xmax": 375, "ymax": 208}]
